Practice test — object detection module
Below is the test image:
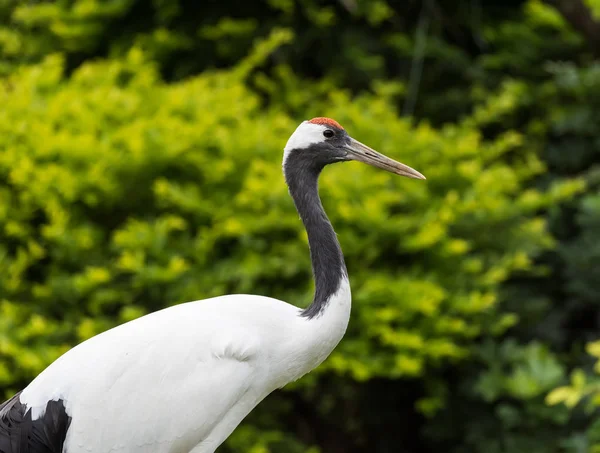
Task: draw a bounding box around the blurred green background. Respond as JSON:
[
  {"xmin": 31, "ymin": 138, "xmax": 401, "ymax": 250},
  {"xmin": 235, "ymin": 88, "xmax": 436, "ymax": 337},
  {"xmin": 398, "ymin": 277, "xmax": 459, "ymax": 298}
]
[{"xmin": 1, "ymin": 0, "xmax": 600, "ymax": 452}]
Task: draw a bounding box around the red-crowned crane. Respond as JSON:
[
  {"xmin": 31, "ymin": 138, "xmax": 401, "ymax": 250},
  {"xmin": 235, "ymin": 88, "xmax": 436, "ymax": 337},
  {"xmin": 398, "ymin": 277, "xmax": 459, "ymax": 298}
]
[{"xmin": 0, "ymin": 117, "xmax": 425, "ymax": 453}]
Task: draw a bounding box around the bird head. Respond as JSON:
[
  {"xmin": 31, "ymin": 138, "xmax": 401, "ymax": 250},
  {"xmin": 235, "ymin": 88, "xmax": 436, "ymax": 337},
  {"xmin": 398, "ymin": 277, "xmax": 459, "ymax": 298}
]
[{"xmin": 283, "ymin": 117, "xmax": 425, "ymax": 179}]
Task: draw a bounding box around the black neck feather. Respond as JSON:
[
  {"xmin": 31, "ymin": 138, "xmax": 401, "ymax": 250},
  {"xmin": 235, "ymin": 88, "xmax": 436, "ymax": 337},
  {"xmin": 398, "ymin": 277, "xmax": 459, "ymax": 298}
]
[{"xmin": 284, "ymin": 149, "xmax": 347, "ymax": 319}]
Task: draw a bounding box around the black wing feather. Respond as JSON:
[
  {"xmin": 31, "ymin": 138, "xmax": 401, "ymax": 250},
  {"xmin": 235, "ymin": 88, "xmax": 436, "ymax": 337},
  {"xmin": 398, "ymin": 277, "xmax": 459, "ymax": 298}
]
[{"xmin": 0, "ymin": 392, "xmax": 71, "ymax": 453}]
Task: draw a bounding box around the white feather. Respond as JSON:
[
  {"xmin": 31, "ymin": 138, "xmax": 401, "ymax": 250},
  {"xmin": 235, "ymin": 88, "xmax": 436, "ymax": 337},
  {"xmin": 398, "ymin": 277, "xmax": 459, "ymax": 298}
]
[
  {"xmin": 19, "ymin": 275, "xmax": 351, "ymax": 453},
  {"xmin": 283, "ymin": 121, "xmax": 328, "ymax": 165}
]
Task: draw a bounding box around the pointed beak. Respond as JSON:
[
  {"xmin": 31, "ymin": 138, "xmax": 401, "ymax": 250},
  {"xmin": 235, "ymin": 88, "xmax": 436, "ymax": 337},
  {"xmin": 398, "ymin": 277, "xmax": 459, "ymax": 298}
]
[{"xmin": 344, "ymin": 137, "xmax": 426, "ymax": 180}]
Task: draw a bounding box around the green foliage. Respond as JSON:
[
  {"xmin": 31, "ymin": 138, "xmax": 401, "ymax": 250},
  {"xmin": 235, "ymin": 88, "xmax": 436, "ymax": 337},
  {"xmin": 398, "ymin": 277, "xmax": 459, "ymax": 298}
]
[
  {"xmin": 477, "ymin": 341, "xmax": 565, "ymax": 402},
  {"xmin": 547, "ymin": 341, "xmax": 600, "ymax": 452},
  {"xmin": 0, "ymin": 0, "xmax": 579, "ymax": 121},
  {"xmin": 0, "ymin": 30, "xmax": 578, "ymax": 451},
  {"xmin": 1, "ymin": 0, "xmax": 600, "ymax": 452},
  {"xmin": 420, "ymin": 4, "xmax": 600, "ymax": 451}
]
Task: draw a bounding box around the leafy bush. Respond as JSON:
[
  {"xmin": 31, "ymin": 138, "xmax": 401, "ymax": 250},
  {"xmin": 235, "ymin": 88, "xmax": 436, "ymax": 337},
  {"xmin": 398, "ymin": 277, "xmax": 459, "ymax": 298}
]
[
  {"xmin": 547, "ymin": 341, "xmax": 600, "ymax": 452},
  {"xmin": 1, "ymin": 0, "xmax": 578, "ymax": 121},
  {"xmin": 0, "ymin": 27, "xmax": 583, "ymax": 450},
  {"xmin": 2, "ymin": 0, "xmax": 600, "ymax": 451},
  {"xmin": 539, "ymin": 61, "xmax": 600, "ymax": 449}
]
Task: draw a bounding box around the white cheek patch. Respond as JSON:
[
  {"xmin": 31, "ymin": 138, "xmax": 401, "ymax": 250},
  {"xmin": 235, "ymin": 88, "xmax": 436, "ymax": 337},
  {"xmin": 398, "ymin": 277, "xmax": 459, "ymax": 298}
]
[{"xmin": 283, "ymin": 122, "xmax": 328, "ymax": 164}]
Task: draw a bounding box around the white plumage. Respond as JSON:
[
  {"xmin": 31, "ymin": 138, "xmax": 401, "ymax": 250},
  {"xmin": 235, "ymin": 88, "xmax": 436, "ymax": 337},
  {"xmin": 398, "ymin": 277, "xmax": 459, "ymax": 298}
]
[{"xmin": 20, "ymin": 279, "xmax": 350, "ymax": 452}]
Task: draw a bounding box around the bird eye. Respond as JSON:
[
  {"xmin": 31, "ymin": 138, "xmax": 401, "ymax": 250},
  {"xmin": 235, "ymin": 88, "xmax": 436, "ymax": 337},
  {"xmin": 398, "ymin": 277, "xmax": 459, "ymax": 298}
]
[{"xmin": 323, "ymin": 130, "xmax": 334, "ymax": 138}]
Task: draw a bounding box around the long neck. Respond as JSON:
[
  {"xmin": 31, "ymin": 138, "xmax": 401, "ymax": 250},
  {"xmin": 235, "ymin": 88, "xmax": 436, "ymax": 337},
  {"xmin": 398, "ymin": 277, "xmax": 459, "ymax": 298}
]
[{"xmin": 284, "ymin": 154, "xmax": 347, "ymax": 319}]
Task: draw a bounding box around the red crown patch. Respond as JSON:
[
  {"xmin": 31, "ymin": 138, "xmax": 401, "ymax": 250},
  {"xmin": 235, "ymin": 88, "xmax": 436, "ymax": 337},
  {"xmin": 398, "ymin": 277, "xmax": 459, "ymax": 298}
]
[{"xmin": 308, "ymin": 117, "xmax": 344, "ymax": 130}]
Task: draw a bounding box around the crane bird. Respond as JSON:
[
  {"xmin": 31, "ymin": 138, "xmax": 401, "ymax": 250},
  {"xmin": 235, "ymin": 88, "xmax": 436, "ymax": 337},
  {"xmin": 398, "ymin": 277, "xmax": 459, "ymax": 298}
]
[{"xmin": 0, "ymin": 117, "xmax": 425, "ymax": 453}]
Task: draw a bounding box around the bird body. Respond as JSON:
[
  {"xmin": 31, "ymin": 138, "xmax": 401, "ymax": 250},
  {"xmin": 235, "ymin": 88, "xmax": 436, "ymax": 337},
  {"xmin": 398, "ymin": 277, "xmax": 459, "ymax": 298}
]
[
  {"xmin": 16, "ymin": 282, "xmax": 350, "ymax": 453},
  {"xmin": 0, "ymin": 118, "xmax": 423, "ymax": 453}
]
